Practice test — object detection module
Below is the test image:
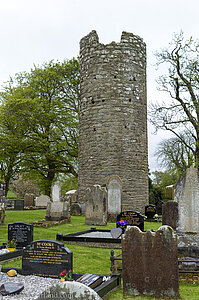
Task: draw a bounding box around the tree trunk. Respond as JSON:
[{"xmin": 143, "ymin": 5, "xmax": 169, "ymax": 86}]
[{"xmin": 44, "ymin": 161, "xmax": 56, "ymax": 196}]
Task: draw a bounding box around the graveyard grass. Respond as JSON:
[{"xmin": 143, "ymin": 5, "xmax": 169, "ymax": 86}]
[{"xmin": 1, "ymin": 210, "xmax": 199, "ymax": 299}]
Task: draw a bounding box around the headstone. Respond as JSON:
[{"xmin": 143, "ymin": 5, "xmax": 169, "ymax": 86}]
[
  {"xmin": 110, "ymin": 227, "xmax": 123, "ymax": 239},
  {"xmin": 85, "ymin": 185, "xmax": 107, "ymax": 225},
  {"xmin": 155, "ymin": 200, "xmax": 163, "ymax": 215},
  {"xmin": 162, "ymin": 201, "xmax": 178, "ymax": 230},
  {"xmin": 122, "ymin": 226, "xmax": 179, "ymax": 298},
  {"xmin": 51, "ymin": 181, "xmax": 61, "ymax": 202},
  {"xmin": 8, "ymin": 222, "xmax": 33, "ymax": 249},
  {"xmin": 116, "ymin": 211, "xmax": 144, "ymax": 231},
  {"xmin": 22, "ymin": 240, "xmax": 73, "ymax": 278},
  {"xmin": 24, "ymin": 193, "xmax": 34, "ymax": 207},
  {"xmin": 145, "ymin": 204, "xmax": 156, "ymax": 220},
  {"xmin": 46, "ymin": 201, "xmax": 70, "ymax": 221},
  {"xmin": 14, "ymin": 199, "xmax": 24, "ymax": 210},
  {"xmin": 0, "ymin": 203, "xmax": 5, "ymax": 224},
  {"xmin": 106, "ymin": 175, "xmax": 122, "ymax": 220},
  {"xmin": 70, "ymin": 203, "xmax": 82, "ymax": 216},
  {"xmin": 175, "ymin": 166, "xmax": 199, "ymax": 251},
  {"xmin": 0, "ymin": 282, "xmax": 24, "ymax": 296},
  {"xmin": 65, "ymin": 190, "xmax": 77, "ymax": 204},
  {"xmin": 175, "ymin": 166, "xmax": 199, "ymax": 233},
  {"xmin": 35, "ymin": 195, "xmax": 50, "ymax": 208},
  {"xmin": 37, "ymin": 281, "xmax": 102, "ymax": 300}
]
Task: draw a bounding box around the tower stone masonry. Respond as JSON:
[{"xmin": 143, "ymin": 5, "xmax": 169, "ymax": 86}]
[{"xmin": 78, "ymin": 30, "xmax": 148, "ymax": 214}]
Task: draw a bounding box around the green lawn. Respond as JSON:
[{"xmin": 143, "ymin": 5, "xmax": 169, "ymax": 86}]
[{"xmin": 1, "ymin": 210, "xmax": 199, "ymax": 299}]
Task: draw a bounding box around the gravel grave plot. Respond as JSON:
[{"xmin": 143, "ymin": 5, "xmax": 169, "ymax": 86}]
[{"xmin": 0, "ymin": 273, "xmax": 59, "ymax": 300}]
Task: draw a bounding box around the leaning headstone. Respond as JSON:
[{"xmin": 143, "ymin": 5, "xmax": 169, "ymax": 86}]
[
  {"xmin": 106, "ymin": 175, "xmax": 122, "ymax": 222},
  {"xmin": 85, "ymin": 185, "xmax": 107, "ymax": 225},
  {"xmin": 116, "ymin": 210, "xmax": 144, "ymax": 231},
  {"xmin": 24, "ymin": 193, "xmax": 34, "ymax": 207},
  {"xmin": 51, "ymin": 181, "xmax": 61, "ymax": 202},
  {"xmin": 37, "ymin": 281, "xmax": 102, "ymax": 300},
  {"xmin": 162, "ymin": 201, "xmax": 178, "ymax": 230},
  {"xmin": 122, "ymin": 226, "xmax": 179, "ymax": 298},
  {"xmin": 22, "ymin": 240, "xmax": 73, "ymax": 278},
  {"xmin": 70, "ymin": 203, "xmax": 82, "ymax": 216},
  {"xmin": 175, "ymin": 166, "xmax": 199, "ymax": 252},
  {"xmin": 35, "ymin": 195, "xmax": 50, "ymax": 208},
  {"xmin": 8, "ymin": 222, "xmax": 33, "ymax": 249},
  {"xmin": 145, "ymin": 204, "xmax": 156, "ymax": 220}
]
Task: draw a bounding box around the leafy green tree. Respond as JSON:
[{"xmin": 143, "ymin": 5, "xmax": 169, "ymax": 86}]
[
  {"xmin": 149, "ymin": 32, "xmax": 199, "ymax": 168},
  {"xmin": 0, "ymin": 58, "xmax": 80, "ymax": 196}
]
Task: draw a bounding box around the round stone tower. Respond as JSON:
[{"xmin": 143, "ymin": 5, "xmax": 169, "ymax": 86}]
[{"xmin": 78, "ymin": 30, "xmax": 148, "ymax": 214}]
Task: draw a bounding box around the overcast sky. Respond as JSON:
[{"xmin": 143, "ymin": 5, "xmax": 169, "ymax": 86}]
[{"xmin": 0, "ymin": 0, "xmax": 198, "ymax": 172}]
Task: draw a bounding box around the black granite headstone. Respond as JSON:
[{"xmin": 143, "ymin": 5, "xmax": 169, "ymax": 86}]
[
  {"xmin": 0, "ymin": 282, "xmax": 24, "ymax": 296},
  {"xmin": 22, "ymin": 240, "xmax": 73, "ymax": 278},
  {"xmin": 145, "ymin": 205, "xmax": 156, "ymax": 220},
  {"xmin": 14, "ymin": 199, "xmax": 24, "ymax": 210},
  {"xmin": 116, "ymin": 210, "xmax": 144, "ymax": 231},
  {"xmin": 8, "ymin": 222, "xmax": 33, "ymax": 249}
]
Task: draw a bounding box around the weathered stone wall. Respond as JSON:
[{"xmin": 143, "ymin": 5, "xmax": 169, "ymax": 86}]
[{"xmin": 78, "ymin": 30, "xmax": 148, "ymax": 213}]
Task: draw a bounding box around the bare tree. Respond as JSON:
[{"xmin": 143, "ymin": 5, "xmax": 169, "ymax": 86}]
[{"xmin": 149, "ymin": 32, "xmax": 199, "ymax": 167}]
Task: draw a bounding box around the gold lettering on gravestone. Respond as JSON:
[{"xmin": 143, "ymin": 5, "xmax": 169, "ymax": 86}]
[
  {"xmin": 119, "ymin": 212, "xmax": 141, "ymax": 225},
  {"xmin": 24, "ymin": 242, "xmax": 69, "ymax": 265}
]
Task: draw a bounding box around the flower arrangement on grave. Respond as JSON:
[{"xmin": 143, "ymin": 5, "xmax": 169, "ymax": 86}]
[
  {"xmin": 59, "ymin": 269, "xmax": 73, "ymax": 282},
  {"xmin": 154, "ymin": 214, "xmax": 159, "ymax": 222},
  {"xmin": 116, "ymin": 219, "xmax": 127, "ymax": 227}
]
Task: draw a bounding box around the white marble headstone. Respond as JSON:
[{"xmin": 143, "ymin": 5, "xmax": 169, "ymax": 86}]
[
  {"xmin": 106, "ymin": 175, "xmax": 122, "ymax": 214},
  {"xmin": 51, "ymin": 181, "xmax": 61, "ymax": 202}
]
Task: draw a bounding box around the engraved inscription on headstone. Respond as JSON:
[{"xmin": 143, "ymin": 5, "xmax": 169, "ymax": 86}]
[
  {"xmin": 22, "ymin": 240, "xmax": 73, "ymax": 278},
  {"xmin": 8, "ymin": 222, "xmax": 33, "ymax": 249},
  {"xmin": 116, "ymin": 211, "xmax": 144, "ymax": 231}
]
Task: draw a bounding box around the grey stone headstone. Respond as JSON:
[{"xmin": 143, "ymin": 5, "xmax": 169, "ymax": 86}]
[
  {"xmin": 37, "ymin": 281, "xmax": 102, "ymax": 300},
  {"xmin": 46, "ymin": 201, "xmax": 70, "ymax": 221},
  {"xmin": 51, "ymin": 181, "xmax": 61, "ymax": 202},
  {"xmin": 35, "ymin": 195, "xmax": 50, "ymax": 207},
  {"xmin": 175, "ymin": 165, "xmax": 199, "ymax": 233},
  {"xmin": 106, "ymin": 175, "xmax": 122, "ymax": 215},
  {"xmin": 85, "ymin": 185, "xmax": 107, "ymax": 226},
  {"xmin": 110, "ymin": 227, "xmax": 122, "ymax": 239}
]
